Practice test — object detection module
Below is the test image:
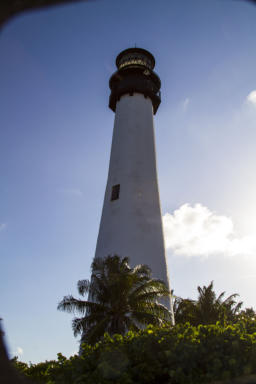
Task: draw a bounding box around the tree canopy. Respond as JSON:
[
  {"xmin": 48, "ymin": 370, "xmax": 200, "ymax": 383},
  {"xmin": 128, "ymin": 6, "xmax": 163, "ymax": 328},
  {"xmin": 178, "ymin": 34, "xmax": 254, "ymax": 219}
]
[
  {"xmin": 173, "ymin": 281, "xmax": 243, "ymax": 326},
  {"xmin": 58, "ymin": 255, "xmax": 172, "ymax": 345}
]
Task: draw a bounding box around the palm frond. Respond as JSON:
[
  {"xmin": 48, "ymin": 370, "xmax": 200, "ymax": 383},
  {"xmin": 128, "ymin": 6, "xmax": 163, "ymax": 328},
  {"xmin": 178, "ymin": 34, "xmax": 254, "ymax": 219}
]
[
  {"xmin": 140, "ymin": 289, "xmax": 170, "ymax": 300},
  {"xmin": 130, "ymin": 278, "xmax": 169, "ymax": 301},
  {"xmin": 132, "ymin": 300, "xmax": 171, "ymax": 321},
  {"xmin": 216, "ymin": 291, "xmax": 226, "ymax": 303},
  {"xmin": 72, "ymin": 317, "xmax": 85, "ymax": 337},
  {"xmin": 120, "ymin": 256, "xmax": 130, "ymax": 269},
  {"xmin": 233, "ymin": 301, "xmax": 243, "ymax": 313},
  {"xmin": 143, "ymin": 301, "xmax": 171, "ymax": 318},
  {"xmin": 132, "ymin": 263, "xmax": 151, "ymax": 276},
  {"xmin": 79, "ymin": 300, "xmax": 108, "ymax": 314},
  {"xmin": 57, "ymin": 296, "xmax": 107, "ymax": 315},
  {"xmin": 77, "ymin": 279, "xmax": 90, "ymax": 296},
  {"xmin": 57, "ymin": 296, "xmax": 88, "ymax": 314},
  {"xmin": 131, "ymin": 307, "xmax": 169, "ymax": 326},
  {"xmin": 222, "ymin": 293, "xmax": 239, "ymax": 305},
  {"xmin": 86, "ymin": 317, "xmax": 110, "ymax": 345}
]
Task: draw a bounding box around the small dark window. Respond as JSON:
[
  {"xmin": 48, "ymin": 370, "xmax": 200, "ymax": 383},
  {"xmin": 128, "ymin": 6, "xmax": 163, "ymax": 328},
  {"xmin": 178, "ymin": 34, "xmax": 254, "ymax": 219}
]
[{"xmin": 111, "ymin": 184, "xmax": 120, "ymax": 201}]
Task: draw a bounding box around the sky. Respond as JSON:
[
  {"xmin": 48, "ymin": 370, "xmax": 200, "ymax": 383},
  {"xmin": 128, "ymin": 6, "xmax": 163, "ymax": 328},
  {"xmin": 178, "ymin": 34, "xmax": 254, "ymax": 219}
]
[{"xmin": 1, "ymin": 0, "xmax": 256, "ymax": 364}]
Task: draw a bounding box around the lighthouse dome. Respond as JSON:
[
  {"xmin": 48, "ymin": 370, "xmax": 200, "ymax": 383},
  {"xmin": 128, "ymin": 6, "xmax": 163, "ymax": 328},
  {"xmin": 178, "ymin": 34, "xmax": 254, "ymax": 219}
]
[{"xmin": 116, "ymin": 48, "xmax": 155, "ymax": 70}]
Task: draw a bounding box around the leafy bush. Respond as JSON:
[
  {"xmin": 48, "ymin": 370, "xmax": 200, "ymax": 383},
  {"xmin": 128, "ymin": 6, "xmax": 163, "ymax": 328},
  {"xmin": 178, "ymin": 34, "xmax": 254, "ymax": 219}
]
[
  {"xmin": 13, "ymin": 319, "xmax": 256, "ymax": 384},
  {"xmin": 11, "ymin": 357, "xmax": 57, "ymax": 383}
]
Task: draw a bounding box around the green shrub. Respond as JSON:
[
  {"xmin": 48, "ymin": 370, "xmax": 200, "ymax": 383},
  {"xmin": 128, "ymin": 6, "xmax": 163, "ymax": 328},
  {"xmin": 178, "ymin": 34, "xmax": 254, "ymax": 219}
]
[{"xmin": 13, "ymin": 319, "xmax": 256, "ymax": 384}]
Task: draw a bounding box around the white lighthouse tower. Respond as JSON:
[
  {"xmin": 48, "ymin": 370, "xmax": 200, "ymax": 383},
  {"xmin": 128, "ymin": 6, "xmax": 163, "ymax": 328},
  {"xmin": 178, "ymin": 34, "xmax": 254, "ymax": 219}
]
[{"xmin": 94, "ymin": 48, "xmax": 173, "ymax": 317}]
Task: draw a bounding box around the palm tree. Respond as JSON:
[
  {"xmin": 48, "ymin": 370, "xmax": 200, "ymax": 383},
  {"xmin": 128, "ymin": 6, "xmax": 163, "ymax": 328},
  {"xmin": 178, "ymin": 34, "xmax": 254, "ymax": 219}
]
[
  {"xmin": 173, "ymin": 281, "xmax": 243, "ymax": 325},
  {"xmin": 57, "ymin": 255, "xmax": 172, "ymax": 345},
  {"xmin": 238, "ymin": 307, "xmax": 256, "ymax": 321},
  {"xmin": 173, "ymin": 296, "xmax": 197, "ymax": 325},
  {"xmin": 196, "ymin": 281, "xmax": 243, "ymax": 324}
]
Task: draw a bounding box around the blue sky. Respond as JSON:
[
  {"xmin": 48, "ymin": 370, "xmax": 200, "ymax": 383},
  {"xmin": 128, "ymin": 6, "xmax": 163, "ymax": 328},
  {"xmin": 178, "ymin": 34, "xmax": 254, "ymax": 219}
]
[{"xmin": 1, "ymin": 0, "xmax": 256, "ymax": 363}]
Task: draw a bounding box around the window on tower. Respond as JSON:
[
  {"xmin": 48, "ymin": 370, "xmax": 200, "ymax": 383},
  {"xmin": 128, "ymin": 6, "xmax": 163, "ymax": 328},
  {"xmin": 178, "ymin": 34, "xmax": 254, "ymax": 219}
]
[{"xmin": 111, "ymin": 184, "xmax": 120, "ymax": 201}]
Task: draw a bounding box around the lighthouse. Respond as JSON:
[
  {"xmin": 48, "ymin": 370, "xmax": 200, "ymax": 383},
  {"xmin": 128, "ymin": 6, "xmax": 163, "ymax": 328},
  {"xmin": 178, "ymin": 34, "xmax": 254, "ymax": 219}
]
[{"xmin": 94, "ymin": 48, "xmax": 173, "ymax": 317}]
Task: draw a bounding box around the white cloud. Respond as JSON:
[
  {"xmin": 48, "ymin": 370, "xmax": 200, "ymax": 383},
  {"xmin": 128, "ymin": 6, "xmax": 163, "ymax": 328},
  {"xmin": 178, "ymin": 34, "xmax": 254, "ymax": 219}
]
[
  {"xmin": 163, "ymin": 203, "xmax": 256, "ymax": 258},
  {"xmin": 16, "ymin": 347, "xmax": 23, "ymax": 356},
  {"xmin": 246, "ymin": 90, "xmax": 256, "ymax": 106},
  {"xmin": 0, "ymin": 223, "xmax": 6, "ymax": 231},
  {"xmin": 58, "ymin": 188, "xmax": 83, "ymax": 197}
]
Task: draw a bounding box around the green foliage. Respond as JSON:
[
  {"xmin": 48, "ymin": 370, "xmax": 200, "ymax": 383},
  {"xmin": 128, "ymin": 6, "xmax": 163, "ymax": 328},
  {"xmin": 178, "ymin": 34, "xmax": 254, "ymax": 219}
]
[
  {"xmin": 13, "ymin": 319, "xmax": 256, "ymax": 384},
  {"xmin": 174, "ymin": 281, "xmax": 243, "ymax": 326},
  {"xmin": 11, "ymin": 356, "xmax": 30, "ymax": 375},
  {"xmin": 237, "ymin": 307, "xmax": 256, "ymax": 323},
  {"xmin": 58, "ymin": 255, "xmax": 172, "ymax": 344},
  {"xmin": 11, "ymin": 357, "xmax": 57, "ymax": 382}
]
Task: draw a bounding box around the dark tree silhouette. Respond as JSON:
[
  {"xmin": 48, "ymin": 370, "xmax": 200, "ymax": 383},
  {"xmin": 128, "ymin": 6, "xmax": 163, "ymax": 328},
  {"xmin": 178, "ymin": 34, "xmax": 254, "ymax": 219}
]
[
  {"xmin": 0, "ymin": 320, "xmax": 36, "ymax": 384},
  {"xmin": 174, "ymin": 281, "xmax": 243, "ymax": 325},
  {"xmin": 58, "ymin": 255, "xmax": 172, "ymax": 345}
]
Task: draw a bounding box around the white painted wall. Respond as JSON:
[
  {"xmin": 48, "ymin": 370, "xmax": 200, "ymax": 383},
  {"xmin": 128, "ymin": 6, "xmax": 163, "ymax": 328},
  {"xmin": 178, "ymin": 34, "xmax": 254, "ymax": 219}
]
[{"xmin": 95, "ymin": 93, "xmax": 172, "ymax": 314}]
